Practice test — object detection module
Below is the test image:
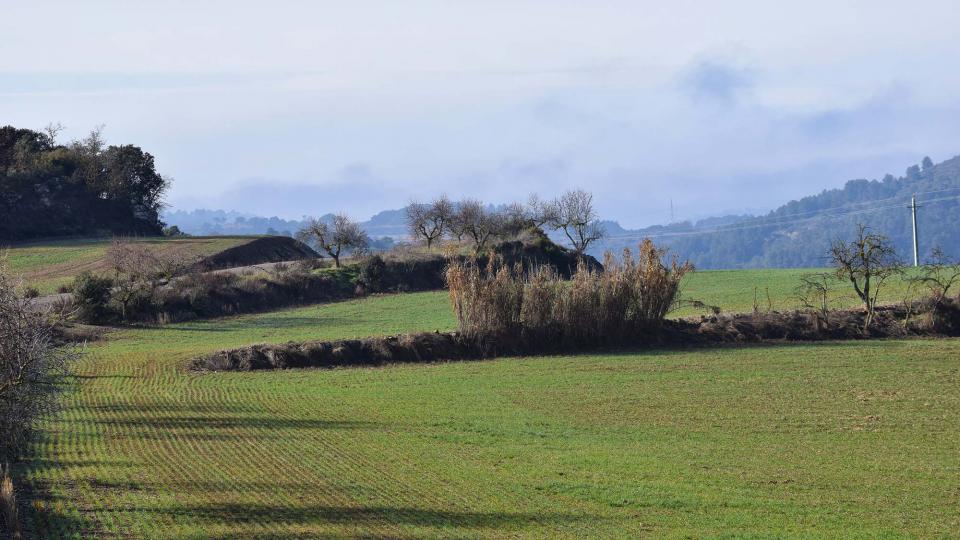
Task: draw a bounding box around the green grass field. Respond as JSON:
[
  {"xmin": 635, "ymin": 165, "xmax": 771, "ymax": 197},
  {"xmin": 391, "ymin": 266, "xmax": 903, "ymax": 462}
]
[
  {"xmin": 1, "ymin": 236, "xmax": 254, "ymax": 294},
  {"xmin": 18, "ymin": 284, "xmax": 960, "ymax": 538}
]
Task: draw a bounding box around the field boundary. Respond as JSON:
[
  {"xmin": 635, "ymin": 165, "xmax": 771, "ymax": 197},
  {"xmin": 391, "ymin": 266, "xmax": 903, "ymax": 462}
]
[{"xmin": 192, "ymin": 300, "xmax": 960, "ymax": 371}]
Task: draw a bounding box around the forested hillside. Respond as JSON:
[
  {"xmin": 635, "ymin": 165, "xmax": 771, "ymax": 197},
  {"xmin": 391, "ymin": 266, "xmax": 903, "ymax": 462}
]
[
  {"xmin": 597, "ymin": 155, "xmax": 960, "ymax": 268},
  {"xmin": 163, "ymin": 154, "xmax": 960, "ymax": 269},
  {"xmin": 0, "ymin": 126, "xmax": 168, "ymax": 240}
]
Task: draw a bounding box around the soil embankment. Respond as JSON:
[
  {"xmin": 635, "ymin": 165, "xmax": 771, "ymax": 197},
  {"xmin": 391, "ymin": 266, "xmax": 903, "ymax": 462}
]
[{"xmin": 192, "ymin": 300, "xmax": 960, "ymax": 372}]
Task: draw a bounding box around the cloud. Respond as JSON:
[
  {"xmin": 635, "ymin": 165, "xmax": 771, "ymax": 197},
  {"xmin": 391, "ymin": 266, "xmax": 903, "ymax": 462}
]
[{"xmin": 680, "ymin": 60, "xmax": 754, "ymax": 105}]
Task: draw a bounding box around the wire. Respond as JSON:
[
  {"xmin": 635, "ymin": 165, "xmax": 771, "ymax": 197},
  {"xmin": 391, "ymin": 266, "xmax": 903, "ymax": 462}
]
[{"xmin": 602, "ymin": 193, "xmax": 960, "ymax": 241}]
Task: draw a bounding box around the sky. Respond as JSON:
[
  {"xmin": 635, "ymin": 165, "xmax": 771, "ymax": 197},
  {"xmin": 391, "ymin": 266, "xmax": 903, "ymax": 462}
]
[{"xmin": 3, "ymin": 0, "xmax": 960, "ymax": 227}]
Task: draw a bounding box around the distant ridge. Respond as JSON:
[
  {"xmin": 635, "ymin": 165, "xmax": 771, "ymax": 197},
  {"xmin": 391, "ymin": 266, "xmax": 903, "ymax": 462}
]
[
  {"xmin": 165, "ymin": 154, "xmax": 960, "ymax": 269},
  {"xmin": 595, "ymin": 154, "xmax": 960, "ymax": 268}
]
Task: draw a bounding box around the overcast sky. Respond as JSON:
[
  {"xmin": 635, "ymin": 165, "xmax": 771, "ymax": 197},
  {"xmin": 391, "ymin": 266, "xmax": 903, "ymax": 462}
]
[{"xmin": 3, "ymin": 1, "xmax": 960, "ymax": 226}]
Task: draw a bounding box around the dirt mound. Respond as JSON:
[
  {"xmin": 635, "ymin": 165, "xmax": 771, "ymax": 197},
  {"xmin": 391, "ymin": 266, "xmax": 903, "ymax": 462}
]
[{"xmin": 198, "ymin": 236, "xmax": 319, "ymax": 270}]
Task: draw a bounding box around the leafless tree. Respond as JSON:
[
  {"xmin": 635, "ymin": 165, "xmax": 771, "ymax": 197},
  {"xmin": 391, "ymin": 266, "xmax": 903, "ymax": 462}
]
[
  {"xmin": 446, "ymin": 203, "xmax": 469, "ymax": 242},
  {"xmin": 829, "ymin": 224, "xmax": 902, "ymax": 330},
  {"xmin": 457, "ymin": 199, "xmax": 503, "ymax": 253},
  {"xmin": 500, "ymin": 201, "xmax": 529, "ymax": 236},
  {"xmin": 104, "ymin": 238, "xmax": 198, "ymax": 319},
  {"xmin": 297, "ymin": 214, "xmax": 369, "ymax": 268},
  {"xmin": 0, "ymin": 265, "xmax": 76, "ymax": 465},
  {"xmin": 526, "ymin": 193, "xmax": 559, "ymax": 228},
  {"xmin": 405, "ymin": 195, "xmax": 452, "ymax": 249},
  {"xmin": 910, "ymin": 246, "xmax": 960, "ymax": 308},
  {"xmin": 43, "ymin": 122, "xmax": 65, "ymax": 143},
  {"xmin": 549, "ymin": 189, "xmax": 604, "ymax": 255},
  {"xmin": 105, "ymin": 238, "xmax": 160, "ymax": 320},
  {"xmin": 796, "ymin": 272, "xmax": 836, "ymax": 318}
]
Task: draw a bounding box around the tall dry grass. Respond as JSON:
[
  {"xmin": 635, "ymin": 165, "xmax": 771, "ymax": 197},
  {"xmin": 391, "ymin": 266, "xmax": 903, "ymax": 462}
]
[
  {"xmin": 446, "ymin": 239, "xmax": 692, "ymax": 349},
  {"xmin": 1, "ymin": 465, "xmax": 21, "ymax": 539}
]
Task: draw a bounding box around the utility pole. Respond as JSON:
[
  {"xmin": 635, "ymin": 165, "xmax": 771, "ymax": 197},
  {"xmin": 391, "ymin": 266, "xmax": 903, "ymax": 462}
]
[{"xmin": 910, "ymin": 194, "xmax": 920, "ymax": 267}]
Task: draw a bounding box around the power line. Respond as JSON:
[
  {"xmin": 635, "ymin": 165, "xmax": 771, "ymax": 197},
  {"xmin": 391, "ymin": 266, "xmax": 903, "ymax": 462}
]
[
  {"xmin": 751, "ymin": 185, "xmax": 960, "ymax": 222},
  {"xmin": 603, "ymin": 192, "xmax": 960, "ymax": 241}
]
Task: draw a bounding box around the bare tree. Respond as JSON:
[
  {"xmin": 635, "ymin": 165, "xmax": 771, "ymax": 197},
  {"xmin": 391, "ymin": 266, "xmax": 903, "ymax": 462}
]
[
  {"xmin": 910, "ymin": 246, "xmax": 960, "ymax": 308},
  {"xmin": 405, "ymin": 195, "xmax": 452, "ymax": 249},
  {"xmin": 0, "ymin": 265, "xmax": 76, "ymax": 465},
  {"xmin": 526, "ymin": 193, "xmax": 559, "ymax": 228},
  {"xmin": 549, "ymin": 189, "xmax": 604, "ymax": 255},
  {"xmin": 105, "ymin": 238, "xmax": 160, "ymax": 320},
  {"xmin": 446, "ymin": 203, "xmax": 469, "ymax": 242},
  {"xmin": 457, "ymin": 199, "xmax": 503, "ymax": 253},
  {"xmin": 43, "ymin": 122, "xmax": 65, "ymax": 143},
  {"xmin": 297, "ymin": 214, "xmax": 369, "ymax": 268},
  {"xmin": 829, "ymin": 225, "xmax": 902, "ymax": 330},
  {"xmin": 500, "ymin": 201, "xmax": 529, "ymax": 236},
  {"xmin": 104, "ymin": 238, "xmax": 198, "ymax": 320},
  {"xmin": 796, "ymin": 272, "xmax": 835, "ymax": 318}
]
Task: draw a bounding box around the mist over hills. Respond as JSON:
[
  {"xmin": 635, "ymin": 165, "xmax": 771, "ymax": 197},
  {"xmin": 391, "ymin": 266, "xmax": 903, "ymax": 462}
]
[{"xmin": 164, "ymin": 154, "xmax": 960, "ymax": 269}]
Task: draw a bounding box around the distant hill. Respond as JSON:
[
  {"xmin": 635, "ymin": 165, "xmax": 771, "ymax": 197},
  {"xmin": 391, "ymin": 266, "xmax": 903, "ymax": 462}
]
[
  {"xmin": 596, "ymin": 154, "xmax": 960, "ymax": 268},
  {"xmin": 166, "ymin": 154, "xmax": 960, "ymax": 269}
]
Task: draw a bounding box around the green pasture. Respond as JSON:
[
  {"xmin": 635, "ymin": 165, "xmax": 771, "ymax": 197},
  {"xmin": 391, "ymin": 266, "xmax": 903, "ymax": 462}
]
[
  {"xmin": 1, "ymin": 236, "xmax": 253, "ymax": 294},
  {"xmin": 16, "ymin": 287, "xmax": 960, "ymax": 538}
]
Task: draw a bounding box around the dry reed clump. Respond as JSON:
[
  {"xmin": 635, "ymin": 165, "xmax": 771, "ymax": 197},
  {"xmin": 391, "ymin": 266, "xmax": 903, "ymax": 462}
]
[
  {"xmin": 1, "ymin": 465, "xmax": 21, "ymax": 539},
  {"xmin": 446, "ymin": 239, "xmax": 693, "ymax": 350}
]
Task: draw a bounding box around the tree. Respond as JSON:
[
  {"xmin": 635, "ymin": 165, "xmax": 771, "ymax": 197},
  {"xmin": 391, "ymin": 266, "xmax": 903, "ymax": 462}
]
[
  {"xmin": 500, "ymin": 201, "xmax": 529, "ymax": 236},
  {"xmin": 922, "ymin": 156, "xmax": 934, "ymax": 171},
  {"xmin": 104, "ymin": 238, "xmax": 195, "ymax": 320},
  {"xmin": 910, "ymin": 247, "xmax": 960, "ymax": 307},
  {"xmin": 106, "ymin": 238, "xmax": 161, "ymax": 320},
  {"xmin": 906, "ymin": 164, "xmax": 921, "ymax": 179},
  {"xmin": 829, "ymin": 224, "xmax": 902, "ymax": 330},
  {"xmin": 526, "ymin": 193, "xmax": 559, "ymax": 228},
  {"xmin": 405, "ymin": 196, "xmax": 452, "ymax": 249},
  {"xmin": 446, "ymin": 203, "xmax": 469, "ymax": 242},
  {"xmin": 0, "ymin": 264, "xmax": 76, "ymax": 465},
  {"xmin": 457, "ymin": 199, "xmax": 503, "ymax": 253},
  {"xmin": 297, "ymin": 214, "xmax": 369, "ymax": 268},
  {"xmin": 0, "ymin": 125, "xmax": 169, "ymax": 240},
  {"xmin": 548, "ymin": 189, "xmax": 604, "ymax": 256}
]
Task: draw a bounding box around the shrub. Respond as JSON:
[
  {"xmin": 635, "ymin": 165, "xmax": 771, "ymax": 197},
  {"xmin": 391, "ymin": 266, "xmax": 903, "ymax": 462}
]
[
  {"xmin": 71, "ymin": 272, "xmax": 115, "ymax": 324},
  {"xmin": 1, "ymin": 265, "xmax": 76, "ymax": 465},
  {"xmin": 446, "ymin": 239, "xmax": 692, "ymax": 350},
  {"xmin": 1, "ymin": 465, "xmax": 19, "ymax": 539},
  {"xmin": 357, "ymin": 255, "xmax": 388, "ymax": 292},
  {"xmin": 22, "ymin": 287, "xmax": 39, "ymax": 299}
]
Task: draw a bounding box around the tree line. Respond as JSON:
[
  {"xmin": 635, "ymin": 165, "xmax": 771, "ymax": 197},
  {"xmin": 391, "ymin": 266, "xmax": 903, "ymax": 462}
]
[
  {"xmin": 0, "ymin": 125, "xmax": 169, "ymax": 240},
  {"xmin": 296, "ymin": 189, "xmax": 606, "ymax": 266},
  {"xmin": 403, "ymin": 189, "xmax": 605, "ymax": 254}
]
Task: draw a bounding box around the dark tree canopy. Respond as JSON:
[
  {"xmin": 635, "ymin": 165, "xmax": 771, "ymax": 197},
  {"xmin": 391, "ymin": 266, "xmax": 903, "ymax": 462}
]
[{"xmin": 0, "ymin": 125, "xmax": 169, "ymax": 240}]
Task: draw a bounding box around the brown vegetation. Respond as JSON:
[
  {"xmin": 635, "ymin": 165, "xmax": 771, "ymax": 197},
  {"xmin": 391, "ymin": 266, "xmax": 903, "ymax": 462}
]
[
  {"xmin": 192, "ymin": 297, "xmax": 960, "ymax": 372},
  {"xmin": 829, "ymin": 225, "xmax": 903, "ymax": 330},
  {"xmin": 0, "ymin": 465, "xmax": 20, "ymax": 539},
  {"xmin": 446, "ymin": 239, "xmax": 691, "ymax": 349}
]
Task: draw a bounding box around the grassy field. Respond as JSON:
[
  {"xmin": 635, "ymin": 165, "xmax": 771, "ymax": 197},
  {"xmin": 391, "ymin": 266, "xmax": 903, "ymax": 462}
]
[
  {"xmin": 0, "ymin": 236, "xmax": 254, "ymax": 294},
  {"xmin": 677, "ymin": 267, "xmax": 923, "ymax": 316},
  {"xmin": 18, "ymin": 287, "xmax": 960, "ymax": 538}
]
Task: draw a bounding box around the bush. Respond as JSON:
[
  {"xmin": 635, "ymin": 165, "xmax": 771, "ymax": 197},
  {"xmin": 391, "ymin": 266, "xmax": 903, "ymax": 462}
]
[
  {"xmin": 1, "ymin": 266, "xmax": 76, "ymax": 464},
  {"xmin": 22, "ymin": 287, "xmax": 39, "ymax": 299},
  {"xmin": 357, "ymin": 255, "xmax": 388, "ymax": 292},
  {"xmin": 72, "ymin": 272, "xmax": 115, "ymax": 324},
  {"xmin": 1, "ymin": 466, "xmax": 19, "ymax": 539},
  {"xmin": 446, "ymin": 239, "xmax": 692, "ymax": 350}
]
